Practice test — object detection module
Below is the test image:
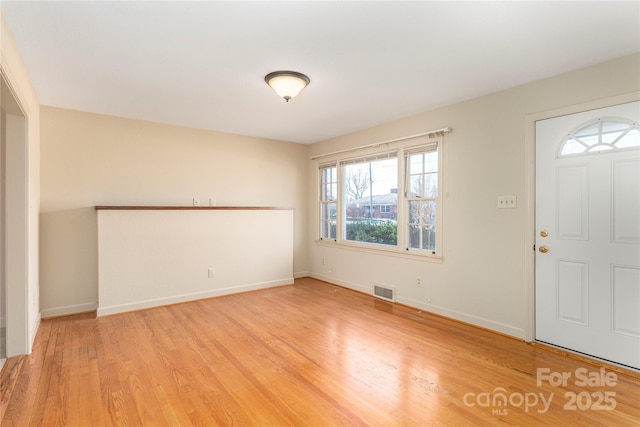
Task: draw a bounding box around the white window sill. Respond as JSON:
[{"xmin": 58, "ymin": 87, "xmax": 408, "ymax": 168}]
[{"xmin": 315, "ymin": 239, "xmax": 443, "ymax": 263}]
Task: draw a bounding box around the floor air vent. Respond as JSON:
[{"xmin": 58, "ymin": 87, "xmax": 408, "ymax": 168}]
[{"xmin": 373, "ymin": 285, "xmax": 395, "ymax": 302}]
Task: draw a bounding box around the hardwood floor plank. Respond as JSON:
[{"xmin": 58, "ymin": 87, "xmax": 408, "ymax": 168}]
[
  {"xmin": 2, "ymin": 278, "xmax": 639, "ymax": 426},
  {"xmin": 0, "ymin": 355, "xmax": 26, "ymax": 422}
]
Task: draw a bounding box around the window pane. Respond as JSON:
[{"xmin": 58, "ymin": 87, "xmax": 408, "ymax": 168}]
[
  {"xmin": 602, "ymin": 130, "xmax": 625, "ymax": 145},
  {"xmin": 321, "ymin": 181, "xmax": 329, "ymax": 200},
  {"xmin": 322, "ymin": 182, "xmax": 337, "ymax": 200},
  {"xmin": 421, "ymin": 226, "xmax": 436, "ymax": 250},
  {"xmin": 424, "ymin": 151, "xmax": 437, "ymax": 173},
  {"xmin": 321, "ymin": 220, "xmax": 336, "ymax": 239},
  {"xmin": 321, "ymin": 167, "xmax": 329, "ymax": 185},
  {"xmin": 320, "ymin": 166, "xmax": 337, "ymax": 200},
  {"xmin": 408, "ymin": 225, "xmax": 420, "ymax": 248},
  {"xmin": 409, "ymin": 175, "xmax": 422, "ymax": 197},
  {"xmin": 321, "ymin": 202, "xmax": 335, "ymax": 221},
  {"xmin": 423, "ymin": 201, "xmax": 436, "ymax": 225},
  {"xmin": 408, "ymin": 201, "xmax": 436, "ymax": 225},
  {"xmin": 408, "ymin": 200, "xmax": 421, "ymax": 224},
  {"xmin": 407, "ymin": 200, "xmax": 436, "ymax": 250},
  {"xmin": 410, "ymin": 154, "xmax": 423, "ymax": 174},
  {"xmin": 588, "ymin": 145, "xmax": 613, "ymax": 152},
  {"xmin": 320, "ymin": 202, "xmax": 336, "ymax": 239},
  {"xmin": 343, "ymin": 157, "xmax": 397, "ymax": 246},
  {"xmin": 424, "ymin": 173, "xmax": 438, "ymax": 197},
  {"xmin": 575, "ymin": 123, "xmax": 598, "ymax": 143},
  {"xmin": 408, "ymin": 150, "xmax": 438, "ymax": 197},
  {"xmin": 319, "ymin": 165, "xmax": 337, "ymax": 240},
  {"xmin": 407, "ymin": 224, "xmax": 436, "ymax": 250},
  {"xmin": 560, "ymin": 138, "xmax": 586, "ymax": 155},
  {"xmin": 602, "ymin": 121, "xmax": 629, "ymax": 135},
  {"xmin": 321, "ymin": 221, "xmax": 329, "ymax": 238},
  {"xmin": 616, "ymin": 128, "xmax": 640, "ymax": 149}
]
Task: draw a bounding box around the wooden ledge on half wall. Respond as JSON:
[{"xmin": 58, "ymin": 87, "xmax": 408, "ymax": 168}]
[{"xmin": 95, "ymin": 205, "xmax": 293, "ymax": 210}]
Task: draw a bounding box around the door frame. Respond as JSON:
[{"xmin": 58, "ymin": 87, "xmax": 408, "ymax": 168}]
[
  {"xmin": 524, "ymin": 91, "xmax": 640, "ymax": 343},
  {"xmin": 0, "ymin": 69, "xmax": 30, "ymax": 357}
]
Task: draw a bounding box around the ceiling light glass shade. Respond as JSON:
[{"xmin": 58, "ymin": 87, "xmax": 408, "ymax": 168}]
[{"xmin": 265, "ymin": 71, "xmax": 310, "ymax": 102}]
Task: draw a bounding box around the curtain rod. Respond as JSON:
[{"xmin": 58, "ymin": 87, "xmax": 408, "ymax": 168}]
[{"xmin": 309, "ymin": 127, "xmax": 451, "ymax": 160}]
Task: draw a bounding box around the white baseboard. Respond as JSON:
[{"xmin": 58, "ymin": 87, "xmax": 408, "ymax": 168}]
[
  {"xmin": 293, "ymin": 270, "xmax": 309, "ymax": 279},
  {"xmin": 407, "ymin": 298, "xmax": 525, "ymax": 339},
  {"xmin": 41, "ymin": 302, "xmax": 99, "ymax": 319},
  {"xmin": 97, "ymin": 277, "xmax": 294, "ymax": 317},
  {"xmin": 309, "ymin": 273, "xmax": 524, "ymax": 339},
  {"xmin": 29, "ymin": 314, "xmax": 41, "ymax": 354},
  {"xmin": 309, "ymin": 273, "xmax": 371, "ymax": 294}
]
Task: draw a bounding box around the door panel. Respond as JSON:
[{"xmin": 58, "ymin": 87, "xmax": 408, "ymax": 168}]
[
  {"xmin": 536, "ymin": 101, "xmax": 640, "ymax": 369},
  {"xmin": 611, "ymin": 266, "xmax": 640, "ymax": 337},
  {"xmin": 556, "ymin": 260, "xmax": 588, "ymax": 325},
  {"xmin": 557, "ymin": 166, "xmax": 588, "ymax": 240},
  {"xmin": 612, "ymin": 160, "xmax": 640, "ymax": 243}
]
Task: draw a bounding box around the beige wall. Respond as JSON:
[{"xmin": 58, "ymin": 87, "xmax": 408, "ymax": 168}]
[
  {"xmin": 307, "ymin": 54, "xmax": 640, "ymax": 338},
  {"xmin": 1, "ymin": 12, "xmax": 41, "ymax": 355},
  {"xmin": 40, "ymin": 108, "xmax": 309, "ymax": 317},
  {"xmin": 28, "ymin": 43, "xmax": 640, "ymax": 339}
]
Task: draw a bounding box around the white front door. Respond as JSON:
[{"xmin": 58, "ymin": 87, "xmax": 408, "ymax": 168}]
[{"xmin": 535, "ymin": 101, "xmax": 640, "ymax": 369}]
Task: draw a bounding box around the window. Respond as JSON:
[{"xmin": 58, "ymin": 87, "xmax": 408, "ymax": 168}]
[
  {"xmin": 558, "ymin": 118, "xmax": 640, "ymax": 157},
  {"xmin": 406, "ymin": 145, "xmax": 438, "ymax": 252},
  {"xmin": 342, "ymin": 153, "xmax": 398, "ymax": 246},
  {"xmin": 317, "ymin": 133, "xmax": 444, "ymax": 258},
  {"xmin": 319, "ymin": 163, "xmax": 337, "ymax": 240}
]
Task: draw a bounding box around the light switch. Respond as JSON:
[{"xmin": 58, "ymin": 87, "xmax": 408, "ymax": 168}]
[{"xmin": 497, "ymin": 196, "xmax": 517, "ymax": 209}]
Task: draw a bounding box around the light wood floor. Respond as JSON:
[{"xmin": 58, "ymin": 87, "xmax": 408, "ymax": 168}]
[
  {"xmin": 1, "ymin": 326, "xmax": 6, "ymax": 359},
  {"xmin": 1, "ymin": 278, "xmax": 639, "ymax": 426}
]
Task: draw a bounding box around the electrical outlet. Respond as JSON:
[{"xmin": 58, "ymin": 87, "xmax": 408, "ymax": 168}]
[
  {"xmin": 416, "ymin": 276, "xmax": 422, "ymax": 287},
  {"xmin": 322, "ymin": 257, "xmax": 326, "ymax": 266},
  {"xmin": 193, "ymin": 197, "xmax": 200, "ymax": 207},
  {"xmin": 497, "ymin": 196, "xmax": 517, "ymax": 209},
  {"xmin": 208, "ymin": 268, "xmax": 215, "ymax": 278}
]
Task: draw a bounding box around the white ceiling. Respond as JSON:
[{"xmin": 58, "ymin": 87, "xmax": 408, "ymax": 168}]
[{"xmin": 2, "ymin": 1, "xmax": 639, "ymax": 144}]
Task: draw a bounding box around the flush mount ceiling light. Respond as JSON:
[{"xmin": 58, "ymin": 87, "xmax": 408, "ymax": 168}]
[{"xmin": 264, "ymin": 71, "xmax": 310, "ymax": 102}]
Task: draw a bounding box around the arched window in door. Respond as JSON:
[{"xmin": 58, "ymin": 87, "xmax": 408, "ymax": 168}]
[{"xmin": 558, "ymin": 117, "xmax": 640, "ymax": 157}]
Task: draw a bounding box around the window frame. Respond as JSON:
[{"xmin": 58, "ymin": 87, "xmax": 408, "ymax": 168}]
[
  {"xmin": 319, "ymin": 162, "xmax": 337, "ymax": 241},
  {"xmin": 316, "ymin": 134, "xmax": 444, "ymax": 261},
  {"xmin": 404, "ymin": 143, "xmax": 441, "ymax": 255}
]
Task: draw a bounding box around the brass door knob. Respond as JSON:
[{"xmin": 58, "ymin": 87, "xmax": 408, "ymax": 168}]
[
  {"xmin": 540, "ymin": 230, "xmax": 549, "ymax": 238},
  {"xmin": 538, "ymin": 245, "xmax": 549, "ymax": 253}
]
